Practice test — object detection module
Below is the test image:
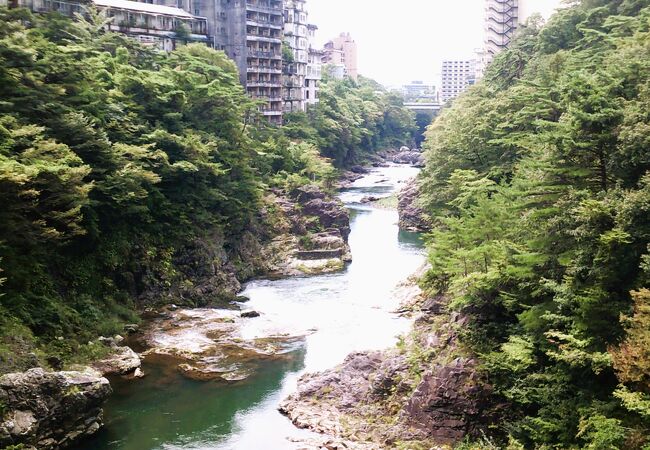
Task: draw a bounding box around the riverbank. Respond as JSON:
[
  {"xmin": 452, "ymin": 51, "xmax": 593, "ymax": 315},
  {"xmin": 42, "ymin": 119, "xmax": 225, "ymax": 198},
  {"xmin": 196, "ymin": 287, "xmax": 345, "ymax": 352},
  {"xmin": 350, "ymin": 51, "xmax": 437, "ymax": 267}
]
[{"xmin": 69, "ymin": 163, "xmax": 424, "ymax": 450}]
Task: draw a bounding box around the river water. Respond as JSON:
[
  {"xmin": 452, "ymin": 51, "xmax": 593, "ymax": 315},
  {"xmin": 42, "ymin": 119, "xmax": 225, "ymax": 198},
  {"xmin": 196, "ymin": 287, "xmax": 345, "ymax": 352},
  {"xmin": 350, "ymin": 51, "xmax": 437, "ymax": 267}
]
[{"xmin": 80, "ymin": 165, "xmax": 425, "ymax": 450}]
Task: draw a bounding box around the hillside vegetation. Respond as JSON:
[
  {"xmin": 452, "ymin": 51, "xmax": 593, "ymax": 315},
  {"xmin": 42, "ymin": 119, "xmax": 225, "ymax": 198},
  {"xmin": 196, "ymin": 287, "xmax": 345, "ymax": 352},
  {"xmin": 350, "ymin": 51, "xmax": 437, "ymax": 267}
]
[
  {"xmin": 0, "ymin": 7, "xmax": 415, "ymax": 371},
  {"xmin": 420, "ymin": 0, "xmax": 650, "ymax": 447}
]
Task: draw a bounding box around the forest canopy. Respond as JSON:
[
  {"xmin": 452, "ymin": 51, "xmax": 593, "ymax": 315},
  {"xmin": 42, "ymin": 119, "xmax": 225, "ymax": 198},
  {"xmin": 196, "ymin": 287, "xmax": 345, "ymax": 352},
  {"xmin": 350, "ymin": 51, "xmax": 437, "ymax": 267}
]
[{"xmin": 419, "ymin": 0, "xmax": 650, "ymax": 447}]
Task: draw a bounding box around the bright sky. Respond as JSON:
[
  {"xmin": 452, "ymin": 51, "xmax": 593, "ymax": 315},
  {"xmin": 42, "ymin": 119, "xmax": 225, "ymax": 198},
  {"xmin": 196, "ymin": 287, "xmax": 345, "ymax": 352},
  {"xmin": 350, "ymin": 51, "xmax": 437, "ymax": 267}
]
[{"xmin": 308, "ymin": 0, "xmax": 563, "ymax": 88}]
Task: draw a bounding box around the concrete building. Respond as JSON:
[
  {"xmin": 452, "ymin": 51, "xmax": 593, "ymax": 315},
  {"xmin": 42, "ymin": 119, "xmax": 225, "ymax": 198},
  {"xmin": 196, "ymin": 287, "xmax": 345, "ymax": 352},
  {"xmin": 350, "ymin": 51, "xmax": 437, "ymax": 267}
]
[
  {"xmin": 402, "ymin": 81, "xmax": 436, "ymax": 101},
  {"xmin": 441, "ymin": 60, "xmax": 478, "ymax": 103},
  {"xmin": 483, "ymin": 0, "xmax": 519, "ymax": 66},
  {"xmin": 322, "ymin": 32, "xmax": 357, "ymax": 81},
  {"xmin": 9, "ymin": 0, "xmax": 210, "ymax": 51},
  {"xmin": 282, "ymin": 0, "xmax": 308, "ymax": 113},
  {"xmin": 305, "ymin": 25, "xmax": 322, "ymax": 106},
  {"xmin": 480, "ymin": 0, "xmax": 561, "ymax": 75}
]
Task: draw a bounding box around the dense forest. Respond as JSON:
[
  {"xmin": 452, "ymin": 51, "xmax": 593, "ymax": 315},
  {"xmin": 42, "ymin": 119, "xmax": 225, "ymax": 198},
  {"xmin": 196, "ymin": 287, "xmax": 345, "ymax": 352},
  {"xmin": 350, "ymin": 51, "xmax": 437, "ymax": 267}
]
[
  {"xmin": 0, "ymin": 7, "xmax": 415, "ymax": 371},
  {"xmin": 420, "ymin": 0, "xmax": 650, "ymax": 447}
]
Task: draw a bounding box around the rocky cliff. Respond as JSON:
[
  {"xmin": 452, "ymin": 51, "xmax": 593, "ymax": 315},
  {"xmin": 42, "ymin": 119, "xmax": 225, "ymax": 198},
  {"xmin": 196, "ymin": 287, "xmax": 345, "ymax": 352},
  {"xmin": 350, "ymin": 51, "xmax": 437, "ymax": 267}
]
[
  {"xmin": 0, "ymin": 368, "xmax": 111, "ymax": 449},
  {"xmin": 280, "ymin": 288, "xmax": 497, "ymax": 449},
  {"xmin": 397, "ymin": 177, "xmax": 431, "ymax": 232}
]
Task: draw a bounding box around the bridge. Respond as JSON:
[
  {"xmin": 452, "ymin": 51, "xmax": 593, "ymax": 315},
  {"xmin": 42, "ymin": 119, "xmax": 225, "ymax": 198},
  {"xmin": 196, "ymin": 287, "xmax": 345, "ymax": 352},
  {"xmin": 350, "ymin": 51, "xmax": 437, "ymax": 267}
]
[{"xmin": 404, "ymin": 102, "xmax": 443, "ymax": 115}]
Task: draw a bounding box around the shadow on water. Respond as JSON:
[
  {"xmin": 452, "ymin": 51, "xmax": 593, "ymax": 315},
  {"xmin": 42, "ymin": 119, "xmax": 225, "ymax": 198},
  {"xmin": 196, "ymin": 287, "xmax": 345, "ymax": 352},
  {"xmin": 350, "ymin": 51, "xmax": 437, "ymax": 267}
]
[{"xmin": 75, "ymin": 348, "xmax": 306, "ymax": 450}]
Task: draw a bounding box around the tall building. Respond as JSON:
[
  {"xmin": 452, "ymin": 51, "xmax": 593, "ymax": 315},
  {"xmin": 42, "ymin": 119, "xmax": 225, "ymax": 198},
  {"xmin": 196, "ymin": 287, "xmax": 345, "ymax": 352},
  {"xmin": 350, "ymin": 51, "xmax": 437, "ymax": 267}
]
[
  {"xmin": 441, "ymin": 60, "xmax": 477, "ymax": 103},
  {"xmin": 322, "ymin": 32, "xmax": 357, "ymax": 81},
  {"xmin": 305, "ymin": 24, "xmax": 322, "ymax": 106},
  {"xmin": 483, "ymin": 0, "xmax": 519, "ymax": 65},
  {"xmin": 480, "ymin": 0, "xmax": 561, "ymax": 77},
  {"xmin": 236, "ymin": 0, "xmax": 284, "ymax": 124},
  {"xmin": 282, "ymin": 0, "xmax": 307, "ymax": 112}
]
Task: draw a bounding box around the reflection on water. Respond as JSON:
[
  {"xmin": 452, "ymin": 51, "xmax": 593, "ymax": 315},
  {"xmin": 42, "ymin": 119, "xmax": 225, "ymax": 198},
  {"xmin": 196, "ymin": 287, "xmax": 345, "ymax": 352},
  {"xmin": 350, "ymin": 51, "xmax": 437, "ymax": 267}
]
[{"xmin": 79, "ymin": 165, "xmax": 424, "ymax": 450}]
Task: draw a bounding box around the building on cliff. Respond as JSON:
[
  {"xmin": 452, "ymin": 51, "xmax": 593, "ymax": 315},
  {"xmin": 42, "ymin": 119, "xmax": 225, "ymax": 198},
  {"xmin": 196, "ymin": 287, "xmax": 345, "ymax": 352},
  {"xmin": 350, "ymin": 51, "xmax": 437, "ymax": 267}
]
[{"xmin": 7, "ymin": 0, "xmax": 285, "ymax": 124}]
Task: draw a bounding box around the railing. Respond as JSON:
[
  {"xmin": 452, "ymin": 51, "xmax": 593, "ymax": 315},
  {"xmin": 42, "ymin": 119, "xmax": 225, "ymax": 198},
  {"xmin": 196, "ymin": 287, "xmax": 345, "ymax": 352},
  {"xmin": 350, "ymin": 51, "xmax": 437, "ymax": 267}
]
[
  {"xmin": 247, "ymin": 66, "xmax": 282, "ymax": 73},
  {"xmin": 246, "ymin": 19, "xmax": 282, "ymax": 29},
  {"xmin": 245, "ymin": 2, "xmax": 282, "ymax": 15},
  {"xmin": 248, "ymin": 50, "xmax": 281, "ymax": 58},
  {"xmin": 247, "ymin": 81, "xmax": 282, "ymax": 87}
]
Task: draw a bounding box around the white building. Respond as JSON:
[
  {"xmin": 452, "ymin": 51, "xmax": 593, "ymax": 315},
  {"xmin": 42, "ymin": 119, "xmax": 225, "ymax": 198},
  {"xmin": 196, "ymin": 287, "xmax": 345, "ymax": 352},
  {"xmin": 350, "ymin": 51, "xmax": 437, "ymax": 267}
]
[
  {"xmin": 480, "ymin": 0, "xmax": 562, "ymax": 74},
  {"xmin": 441, "ymin": 60, "xmax": 477, "ymax": 103},
  {"xmin": 305, "ymin": 24, "xmax": 322, "ymax": 106}
]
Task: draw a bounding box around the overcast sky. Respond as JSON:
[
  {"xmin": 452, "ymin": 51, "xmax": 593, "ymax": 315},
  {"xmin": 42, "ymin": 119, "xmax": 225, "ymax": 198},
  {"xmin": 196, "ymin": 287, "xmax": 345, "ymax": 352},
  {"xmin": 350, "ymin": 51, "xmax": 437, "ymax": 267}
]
[{"xmin": 308, "ymin": 0, "xmax": 563, "ymax": 88}]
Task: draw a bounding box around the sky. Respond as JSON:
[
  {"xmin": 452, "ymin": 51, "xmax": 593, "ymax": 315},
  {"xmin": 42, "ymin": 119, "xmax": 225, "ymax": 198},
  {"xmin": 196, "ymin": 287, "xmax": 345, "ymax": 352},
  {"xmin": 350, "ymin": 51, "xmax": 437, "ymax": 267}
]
[{"xmin": 308, "ymin": 0, "xmax": 564, "ymax": 88}]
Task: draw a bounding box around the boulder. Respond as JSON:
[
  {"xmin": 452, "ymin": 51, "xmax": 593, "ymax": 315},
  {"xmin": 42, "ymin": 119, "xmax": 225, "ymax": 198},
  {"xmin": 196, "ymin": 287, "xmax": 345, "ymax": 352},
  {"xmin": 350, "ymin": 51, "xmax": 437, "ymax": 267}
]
[
  {"xmin": 240, "ymin": 310, "xmax": 261, "ymax": 318},
  {"xmin": 291, "ymin": 184, "xmax": 327, "ymax": 203},
  {"xmin": 401, "ymin": 358, "xmax": 491, "ymax": 443},
  {"xmin": 92, "ymin": 346, "xmax": 141, "ymax": 376},
  {"xmin": 392, "ymin": 151, "xmax": 424, "ymax": 166},
  {"xmin": 397, "ymin": 178, "xmax": 432, "ymax": 232},
  {"xmin": 350, "ymin": 165, "xmax": 370, "ymax": 174},
  {"xmin": 0, "ymin": 368, "xmax": 111, "ymax": 449}
]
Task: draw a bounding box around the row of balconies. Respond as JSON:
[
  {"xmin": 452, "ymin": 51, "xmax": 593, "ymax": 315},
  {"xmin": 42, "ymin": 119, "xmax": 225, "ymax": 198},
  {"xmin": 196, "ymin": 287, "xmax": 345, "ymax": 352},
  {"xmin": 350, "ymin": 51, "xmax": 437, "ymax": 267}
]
[
  {"xmin": 247, "ymin": 65, "xmax": 282, "ymax": 74},
  {"xmin": 246, "ymin": 0, "xmax": 282, "ymax": 16},
  {"xmin": 246, "ymin": 18, "xmax": 282, "ymax": 29}
]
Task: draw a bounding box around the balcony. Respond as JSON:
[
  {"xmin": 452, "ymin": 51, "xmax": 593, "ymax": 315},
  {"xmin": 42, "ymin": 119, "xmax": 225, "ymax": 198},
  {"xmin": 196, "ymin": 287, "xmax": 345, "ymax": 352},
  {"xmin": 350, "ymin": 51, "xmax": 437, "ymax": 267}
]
[
  {"xmin": 246, "ymin": 34, "xmax": 282, "ymax": 44},
  {"xmin": 246, "ymin": 2, "xmax": 282, "ymax": 16},
  {"xmin": 247, "ymin": 81, "xmax": 282, "ymax": 88},
  {"xmin": 247, "ymin": 66, "xmax": 282, "ymax": 74},
  {"xmin": 247, "ymin": 50, "xmax": 281, "ymax": 59},
  {"xmin": 246, "ymin": 19, "xmax": 282, "ymax": 29}
]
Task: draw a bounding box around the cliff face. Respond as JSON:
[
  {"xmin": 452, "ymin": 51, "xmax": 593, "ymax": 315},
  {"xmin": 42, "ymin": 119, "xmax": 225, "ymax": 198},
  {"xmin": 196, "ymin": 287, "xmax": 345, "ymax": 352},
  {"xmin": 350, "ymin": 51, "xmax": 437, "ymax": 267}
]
[
  {"xmin": 135, "ymin": 184, "xmax": 351, "ymax": 308},
  {"xmin": 280, "ymin": 290, "xmax": 497, "ymax": 448},
  {"xmin": 0, "ymin": 368, "xmax": 111, "ymax": 449},
  {"xmin": 397, "ymin": 177, "xmax": 431, "ymax": 232}
]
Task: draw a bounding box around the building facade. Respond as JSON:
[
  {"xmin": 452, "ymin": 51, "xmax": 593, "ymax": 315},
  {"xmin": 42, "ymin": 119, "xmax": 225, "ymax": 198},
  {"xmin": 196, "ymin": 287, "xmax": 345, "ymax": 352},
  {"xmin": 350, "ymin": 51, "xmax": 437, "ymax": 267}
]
[
  {"xmin": 282, "ymin": 0, "xmax": 307, "ymax": 112},
  {"xmin": 441, "ymin": 60, "xmax": 477, "ymax": 103},
  {"xmin": 483, "ymin": 0, "xmax": 519, "ymax": 65},
  {"xmin": 305, "ymin": 41, "xmax": 322, "ymax": 106},
  {"xmin": 322, "ymin": 32, "xmax": 357, "ymax": 81}
]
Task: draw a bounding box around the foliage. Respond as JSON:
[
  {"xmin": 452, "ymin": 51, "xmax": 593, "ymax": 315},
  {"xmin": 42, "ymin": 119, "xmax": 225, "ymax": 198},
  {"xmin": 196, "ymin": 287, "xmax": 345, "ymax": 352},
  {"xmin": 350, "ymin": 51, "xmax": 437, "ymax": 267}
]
[
  {"xmin": 286, "ymin": 75, "xmax": 416, "ymax": 167},
  {"xmin": 0, "ymin": 7, "xmax": 413, "ymax": 369},
  {"xmin": 419, "ymin": 1, "xmax": 650, "ymax": 447}
]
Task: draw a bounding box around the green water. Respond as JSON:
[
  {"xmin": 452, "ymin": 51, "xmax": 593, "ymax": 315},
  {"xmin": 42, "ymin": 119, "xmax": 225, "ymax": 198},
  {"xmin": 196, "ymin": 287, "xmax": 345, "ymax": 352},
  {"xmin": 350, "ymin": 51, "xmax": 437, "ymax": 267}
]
[{"xmin": 77, "ymin": 165, "xmax": 425, "ymax": 450}]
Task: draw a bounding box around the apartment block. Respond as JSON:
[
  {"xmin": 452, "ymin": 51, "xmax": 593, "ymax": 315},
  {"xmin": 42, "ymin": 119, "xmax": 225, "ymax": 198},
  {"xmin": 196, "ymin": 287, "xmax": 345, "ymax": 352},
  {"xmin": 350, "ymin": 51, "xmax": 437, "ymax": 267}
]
[
  {"xmin": 322, "ymin": 32, "xmax": 357, "ymax": 81},
  {"xmin": 441, "ymin": 60, "xmax": 477, "ymax": 103},
  {"xmin": 483, "ymin": 0, "xmax": 519, "ymax": 63},
  {"xmin": 306, "ymin": 40, "xmax": 323, "ymax": 106},
  {"xmin": 11, "ymin": 0, "xmax": 211, "ymax": 51},
  {"xmin": 239, "ymin": 0, "xmax": 284, "ymax": 123}
]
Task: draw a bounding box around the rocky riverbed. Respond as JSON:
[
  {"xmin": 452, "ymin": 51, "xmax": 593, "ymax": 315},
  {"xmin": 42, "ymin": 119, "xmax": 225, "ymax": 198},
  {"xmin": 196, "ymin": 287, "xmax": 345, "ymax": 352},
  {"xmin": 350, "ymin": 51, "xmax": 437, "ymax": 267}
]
[{"xmin": 279, "ymin": 289, "xmax": 498, "ymax": 449}]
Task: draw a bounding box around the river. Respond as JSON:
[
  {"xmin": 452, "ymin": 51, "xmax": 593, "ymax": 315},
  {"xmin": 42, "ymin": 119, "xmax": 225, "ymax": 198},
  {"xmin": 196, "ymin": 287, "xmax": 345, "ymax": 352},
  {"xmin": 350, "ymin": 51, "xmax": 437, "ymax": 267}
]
[{"xmin": 79, "ymin": 164, "xmax": 425, "ymax": 450}]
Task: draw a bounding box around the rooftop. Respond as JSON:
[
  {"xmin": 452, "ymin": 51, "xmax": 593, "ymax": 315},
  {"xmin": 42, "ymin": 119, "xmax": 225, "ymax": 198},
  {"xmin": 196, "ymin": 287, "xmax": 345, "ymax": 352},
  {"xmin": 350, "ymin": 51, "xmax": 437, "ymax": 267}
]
[{"xmin": 93, "ymin": 0, "xmax": 205, "ymax": 19}]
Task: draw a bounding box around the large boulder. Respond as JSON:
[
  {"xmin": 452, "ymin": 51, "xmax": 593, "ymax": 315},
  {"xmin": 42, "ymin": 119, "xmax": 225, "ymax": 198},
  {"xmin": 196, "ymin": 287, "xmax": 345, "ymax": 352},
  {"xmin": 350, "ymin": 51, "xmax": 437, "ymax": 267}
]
[
  {"xmin": 392, "ymin": 150, "xmax": 424, "ymax": 166},
  {"xmin": 0, "ymin": 368, "xmax": 111, "ymax": 449},
  {"xmin": 93, "ymin": 345, "xmax": 141, "ymax": 376},
  {"xmin": 397, "ymin": 178, "xmax": 431, "ymax": 232}
]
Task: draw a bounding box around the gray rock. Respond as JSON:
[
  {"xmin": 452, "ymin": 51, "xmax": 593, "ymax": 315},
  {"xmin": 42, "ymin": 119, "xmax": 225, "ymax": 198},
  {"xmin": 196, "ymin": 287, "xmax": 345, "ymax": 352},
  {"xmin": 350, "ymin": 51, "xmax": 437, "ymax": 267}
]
[
  {"xmin": 0, "ymin": 368, "xmax": 111, "ymax": 449},
  {"xmin": 93, "ymin": 346, "xmax": 141, "ymax": 376},
  {"xmin": 397, "ymin": 177, "xmax": 432, "ymax": 232},
  {"xmin": 241, "ymin": 310, "xmax": 261, "ymax": 319}
]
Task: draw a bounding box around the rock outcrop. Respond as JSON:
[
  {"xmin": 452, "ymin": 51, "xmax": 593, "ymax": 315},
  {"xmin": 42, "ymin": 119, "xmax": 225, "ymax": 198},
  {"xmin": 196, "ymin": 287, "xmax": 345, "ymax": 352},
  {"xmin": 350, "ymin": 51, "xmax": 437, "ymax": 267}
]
[
  {"xmin": 280, "ymin": 285, "xmax": 496, "ymax": 448},
  {"xmin": 392, "ymin": 147, "xmax": 425, "ymax": 167},
  {"xmin": 397, "ymin": 177, "xmax": 432, "ymax": 232},
  {"xmin": 0, "ymin": 368, "xmax": 111, "ymax": 449},
  {"xmin": 92, "ymin": 344, "xmax": 141, "ymax": 377}
]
